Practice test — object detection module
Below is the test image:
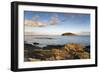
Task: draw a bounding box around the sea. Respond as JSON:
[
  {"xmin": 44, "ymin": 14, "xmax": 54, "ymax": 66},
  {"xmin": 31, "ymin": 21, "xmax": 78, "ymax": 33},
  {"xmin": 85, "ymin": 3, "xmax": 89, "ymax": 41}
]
[{"xmin": 25, "ymin": 35, "xmax": 90, "ymax": 48}]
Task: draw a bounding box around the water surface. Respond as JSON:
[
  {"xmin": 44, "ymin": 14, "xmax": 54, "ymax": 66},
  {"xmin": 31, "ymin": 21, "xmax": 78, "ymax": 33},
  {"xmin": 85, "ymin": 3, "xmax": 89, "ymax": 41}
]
[{"xmin": 25, "ymin": 35, "xmax": 90, "ymax": 47}]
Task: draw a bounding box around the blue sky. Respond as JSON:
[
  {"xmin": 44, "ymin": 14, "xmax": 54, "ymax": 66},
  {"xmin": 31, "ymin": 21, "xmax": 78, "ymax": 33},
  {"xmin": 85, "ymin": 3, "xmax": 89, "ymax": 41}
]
[{"xmin": 24, "ymin": 11, "xmax": 90, "ymax": 35}]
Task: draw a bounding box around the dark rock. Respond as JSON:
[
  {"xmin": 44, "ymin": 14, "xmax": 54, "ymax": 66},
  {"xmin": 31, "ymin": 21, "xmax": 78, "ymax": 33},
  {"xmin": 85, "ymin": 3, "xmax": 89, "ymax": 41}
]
[
  {"xmin": 84, "ymin": 45, "xmax": 90, "ymax": 53},
  {"xmin": 24, "ymin": 43, "xmax": 42, "ymax": 50},
  {"xmin": 33, "ymin": 42, "xmax": 39, "ymax": 45},
  {"xmin": 43, "ymin": 45, "xmax": 64, "ymax": 49},
  {"xmin": 24, "ymin": 42, "xmax": 42, "ymax": 59}
]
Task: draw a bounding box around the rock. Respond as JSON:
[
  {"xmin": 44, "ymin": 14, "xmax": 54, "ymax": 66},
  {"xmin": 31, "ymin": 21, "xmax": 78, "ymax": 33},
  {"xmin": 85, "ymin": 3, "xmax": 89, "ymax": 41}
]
[
  {"xmin": 33, "ymin": 42, "xmax": 39, "ymax": 45},
  {"xmin": 84, "ymin": 46, "xmax": 90, "ymax": 53},
  {"xmin": 24, "ymin": 43, "xmax": 42, "ymax": 60},
  {"xmin": 24, "ymin": 43, "xmax": 42, "ymax": 50},
  {"xmin": 51, "ymin": 49, "xmax": 61, "ymax": 60},
  {"xmin": 64, "ymin": 43, "xmax": 85, "ymax": 52},
  {"xmin": 28, "ymin": 58, "xmax": 41, "ymax": 61},
  {"xmin": 76, "ymin": 52, "xmax": 90, "ymax": 59},
  {"xmin": 24, "ymin": 43, "xmax": 90, "ymax": 61},
  {"xmin": 51, "ymin": 48, "xmax": 71, "ymax": 60},
  {"xmin": 43, "ymin": 45, "xmax": 63, "ymax": 49},
  {"xmin": 63, "ymin": 43, "xmax": 90, "ymax": 59}
]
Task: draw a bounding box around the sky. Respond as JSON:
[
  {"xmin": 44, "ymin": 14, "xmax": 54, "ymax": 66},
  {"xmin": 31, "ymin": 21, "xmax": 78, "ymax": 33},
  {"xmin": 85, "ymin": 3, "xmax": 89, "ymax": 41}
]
[{"xmin": 24, "ymin": 11, "xmax": 90, "ymax": 35}]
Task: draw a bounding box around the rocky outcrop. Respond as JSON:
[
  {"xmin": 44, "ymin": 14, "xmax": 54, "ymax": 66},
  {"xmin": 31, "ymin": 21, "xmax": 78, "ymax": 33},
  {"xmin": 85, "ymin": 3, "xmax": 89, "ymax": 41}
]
[
  {"xmin": 63, "ymin": 43, "xmax": 90, "ymax": 59},
  {"xmin": 48, "ymin": 43, "xmax": 90, "ymax": 60},
  {"xmin": 24, "ymin": 43, "xmax": 90, "ymax": 62}
]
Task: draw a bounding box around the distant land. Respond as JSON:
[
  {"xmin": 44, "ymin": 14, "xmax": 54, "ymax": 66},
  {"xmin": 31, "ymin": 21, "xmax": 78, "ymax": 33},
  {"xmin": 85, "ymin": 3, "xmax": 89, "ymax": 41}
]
[
  {"xmin": 25, "ymin": 32, "xmax": 90, "ymax": 36},
  {"xmin": 62, "ymin": 32, "xmax": 77, "ymax": 36}
]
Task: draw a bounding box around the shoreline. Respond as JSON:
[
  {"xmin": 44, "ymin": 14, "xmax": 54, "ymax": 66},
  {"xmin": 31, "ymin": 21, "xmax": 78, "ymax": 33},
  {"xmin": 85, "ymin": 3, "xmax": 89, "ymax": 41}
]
[{"xmin": 24, "ymin": 42, "xmax": 90, "ymax": 62}]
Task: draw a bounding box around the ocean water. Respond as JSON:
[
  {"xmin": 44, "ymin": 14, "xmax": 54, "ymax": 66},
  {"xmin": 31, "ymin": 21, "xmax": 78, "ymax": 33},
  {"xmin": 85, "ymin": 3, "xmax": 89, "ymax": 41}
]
[{"xmin": 25, "ymin": 35, "xmax": 90, "ymax": 47}]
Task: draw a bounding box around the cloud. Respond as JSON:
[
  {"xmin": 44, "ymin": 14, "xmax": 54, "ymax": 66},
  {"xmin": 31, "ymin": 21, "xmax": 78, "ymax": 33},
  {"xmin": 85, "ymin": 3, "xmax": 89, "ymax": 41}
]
[
  {"xmin": 24, "ymin": 19, "xmax": 47, "ymax": 27},
  {"xmin": 49, "ymin": 15, "xmax": 59, "ymax": 25},
  {"xmin": 78, "ymin": 32, "xmax": 90, "ymax": 35},
  {"xmin": 32, "ymin": 16, "xmax": 39, "ymax": 21}
]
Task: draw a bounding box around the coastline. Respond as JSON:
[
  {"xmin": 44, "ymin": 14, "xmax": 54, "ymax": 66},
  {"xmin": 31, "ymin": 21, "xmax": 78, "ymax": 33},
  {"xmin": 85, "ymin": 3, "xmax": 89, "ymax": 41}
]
[{"xmin": 24, "ymin": 42, "xmax": 90, "ymax": 62}]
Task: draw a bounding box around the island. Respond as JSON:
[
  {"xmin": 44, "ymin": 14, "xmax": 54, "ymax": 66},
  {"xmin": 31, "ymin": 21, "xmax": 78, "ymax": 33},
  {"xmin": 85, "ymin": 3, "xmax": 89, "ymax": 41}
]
[{"xmin": 62, "ymin": 32, "xmax": 77, "ymax": 36}]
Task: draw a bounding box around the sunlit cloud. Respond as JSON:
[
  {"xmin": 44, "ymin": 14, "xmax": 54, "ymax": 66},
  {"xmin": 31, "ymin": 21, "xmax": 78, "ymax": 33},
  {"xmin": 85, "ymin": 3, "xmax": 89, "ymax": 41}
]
[{"xmin": 24, "ymin": 19, "xmax": 47, "ymax": 27}]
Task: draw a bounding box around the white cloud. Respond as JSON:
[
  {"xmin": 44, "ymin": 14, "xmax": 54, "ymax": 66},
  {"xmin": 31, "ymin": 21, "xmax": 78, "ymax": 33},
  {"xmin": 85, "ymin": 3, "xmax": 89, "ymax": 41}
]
[{"xmin": 49, "ymin": 15, "xmax": 59, "ymax": 25}]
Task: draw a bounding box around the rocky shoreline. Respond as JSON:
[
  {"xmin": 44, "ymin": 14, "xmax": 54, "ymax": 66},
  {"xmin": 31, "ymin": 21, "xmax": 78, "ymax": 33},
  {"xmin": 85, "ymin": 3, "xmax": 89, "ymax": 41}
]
[{"xmin": 24, "ymin": 42, "xmax": 90, "ymax": 62}]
